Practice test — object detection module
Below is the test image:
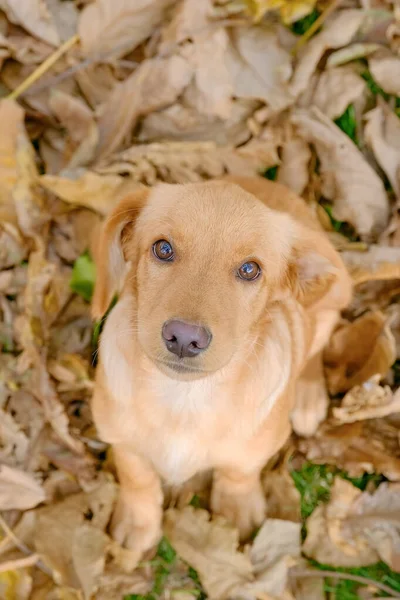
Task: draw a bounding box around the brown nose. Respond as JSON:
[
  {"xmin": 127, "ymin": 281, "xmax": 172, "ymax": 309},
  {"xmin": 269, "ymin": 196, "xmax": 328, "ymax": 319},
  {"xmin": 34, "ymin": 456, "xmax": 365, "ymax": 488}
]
[{"xmin": 162, "ymin": 320, "xmax": 212, "ymax": 358}]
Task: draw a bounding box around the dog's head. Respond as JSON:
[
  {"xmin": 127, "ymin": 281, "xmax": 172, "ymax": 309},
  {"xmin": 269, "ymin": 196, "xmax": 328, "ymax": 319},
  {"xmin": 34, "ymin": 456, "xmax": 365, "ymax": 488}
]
[{"xmin": 92, "ymin": 181, "xmax": 337, "ymax": 379}]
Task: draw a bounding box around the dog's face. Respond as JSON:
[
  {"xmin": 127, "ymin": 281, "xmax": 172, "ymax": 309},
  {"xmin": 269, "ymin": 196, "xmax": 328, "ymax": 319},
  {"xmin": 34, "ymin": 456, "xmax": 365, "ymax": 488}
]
[{"xmin": 92, "ymin": 181, "xmax": 336, "ymax": 380}]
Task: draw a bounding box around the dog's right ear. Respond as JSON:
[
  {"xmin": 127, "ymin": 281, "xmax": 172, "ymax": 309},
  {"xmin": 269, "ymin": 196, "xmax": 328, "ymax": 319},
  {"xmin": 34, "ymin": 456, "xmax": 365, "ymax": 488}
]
[{"xmin": 91, "ymin": 188, "xmax": 149, "ymax": 319}]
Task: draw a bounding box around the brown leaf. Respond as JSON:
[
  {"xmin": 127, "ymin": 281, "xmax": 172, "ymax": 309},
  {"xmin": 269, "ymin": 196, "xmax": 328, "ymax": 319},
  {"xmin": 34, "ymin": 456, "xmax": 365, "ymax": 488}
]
[
  {"xmin": 263, "ymin": 468, "xmax": 301, "ymax": 523},
  {"xmin": 324, "ymin": 311, "xmax": 396, "ymax": 395},
  {"xmin": 305, "ymin": 478, "xmax": 400, "ymax": 571},
  {"xmin": 299, "ymin": 419, "xmax": 400, "ymax": 481},
  {"xmin": 303, "ymin": 478, "xmax": 380, "ymax": 567},
  {"xmin": 292, "ymin": 107, "xmax": 389, "ymax": 237},
  {"xmin": 34, "ymin": 474, "xmax": 117, "ymax": 587},
  {"xmin": 0, "ymin": 464, "xmax": 45, "ymax": 510},
  {"xmin": 0, "ymin": 0, "xmax": 60, "ymax": 46},
  {"xmin": 333, "ymin": 376, "xmax": 400, "ymax": 423},
  {"xmin": 369, "ymin": 49, "xmax": 400, "ymax": 96},
  {"xmin": 39, "ymin": 170, "xmax": 142, "ymax": 215},
  {"xmin": 342, "ymin": 245, "xmax": 400, "ymax": 284},
  {"xmin": 72, "ymin": 525, "xmax": 109, "ymax": 599},
  {"xmin": 78, "ymin": 0, "xmax": 175, "ymax": 58},
  {"xmin": 161, "ymin": 0, "xmax": 233, "ymax": 119},
  {"xmin": 96, "ymin": 55, "xmax": 193, "ymax": 159},
  {"xmin": 365, "ymin": 102, "xmax": 400, "ymax": 197},
  {"xmin": 306, "ymin": 66, "xmax": 365, "ymax": 120},
  {"xmin": 289, "ymin": 10, "xmax": 365, "ymax": 98},
  {"xmin": 164, "ymin": 507, "xmax": 254, "ymax": 600},
  {"xmin": 225, "ymin": 25, "xmax": 293, "ymax": 112},
  {"xmin": 277, "ymin": 124, "xmax": 311, "ymax": 195}
]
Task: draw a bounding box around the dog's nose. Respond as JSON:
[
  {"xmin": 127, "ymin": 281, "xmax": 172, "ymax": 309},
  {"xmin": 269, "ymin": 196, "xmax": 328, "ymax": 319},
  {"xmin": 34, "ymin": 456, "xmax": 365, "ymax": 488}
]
[{"xmin": 162, "ymin": 320, "xmax": 211, "ymax": 358}]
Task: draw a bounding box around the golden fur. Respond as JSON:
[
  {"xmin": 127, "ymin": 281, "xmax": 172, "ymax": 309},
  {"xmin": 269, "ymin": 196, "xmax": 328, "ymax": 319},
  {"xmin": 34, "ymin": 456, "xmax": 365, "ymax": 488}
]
[{"xmin": 91, "ymin": 176, "xmax": 352, "ymax": 555}]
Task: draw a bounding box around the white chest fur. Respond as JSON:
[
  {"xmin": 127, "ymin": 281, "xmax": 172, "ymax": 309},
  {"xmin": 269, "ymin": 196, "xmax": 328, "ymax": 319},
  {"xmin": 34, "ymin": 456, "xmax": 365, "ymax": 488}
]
[{"xmin": 99, "ymin": 297, "xmax": 294, "ymax": 484}]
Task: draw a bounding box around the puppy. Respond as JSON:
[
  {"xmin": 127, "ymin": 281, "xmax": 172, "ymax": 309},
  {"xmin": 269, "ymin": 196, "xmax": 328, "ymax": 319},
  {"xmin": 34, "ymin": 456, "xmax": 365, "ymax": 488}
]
[{"xmin": 91, "ymin": 176, "xmax": 352, "ymax": 555}]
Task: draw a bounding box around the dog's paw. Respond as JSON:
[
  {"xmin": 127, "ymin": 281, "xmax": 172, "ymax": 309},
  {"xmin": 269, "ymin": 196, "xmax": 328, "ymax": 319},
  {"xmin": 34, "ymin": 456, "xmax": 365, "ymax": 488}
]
[
  {"xmin": 110, "ymin": 494, "xmax": 162, "ymax": 555},
  {"xmin": 211, "ymin": 477, "xmax": 267, "ymax": 541},
  {"xmin": 291, "ymin": 376, "xmax": 329, "ymax": 437}
]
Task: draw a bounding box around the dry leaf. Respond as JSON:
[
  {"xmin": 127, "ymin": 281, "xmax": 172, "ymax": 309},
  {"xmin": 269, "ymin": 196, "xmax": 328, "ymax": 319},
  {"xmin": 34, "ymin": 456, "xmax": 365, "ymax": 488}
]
[
  {"xmin": 308, "ymin": 66, "xmax": 365, "ymax": 120},
  {"xmin": 369, "ymin": 49, "xmax": 400, "ymax": 96},
  {"xmin": 72, "ymin": 525, "xmax": 110, "ymax": 599},
  {"xmin": 333, "ymin": 375, "xmax": 400, "ymax": 423},
  {"xmin": 289, "ymin": 10, "xmax": 365, "ymax": 98},
  {"xmin": 39, "ymin": 170, "xmax": 141, "ymax": 215},
  {"xmin": 164, "ymin": 507, "xmax": 254, "ymax": 600},
  {"xmin": 79, "ymin": 0, "xmax": 175, "ymax": 58},
  {"xmin": 263, "ymin": 469, "xmax": 301, "ymax": 522},
  {"xmin": 139, "ymin": 99, "xmax": 255, "ymax": 146},
  {"xmin": 0, "ymin": 0, "xmax": 60, "ymax": 46},
  {"xmin": 305, "ymin": 478, "xmax": 400, "ymax": 571},
  {"xmin": 277, "ymin": 124, "xmax": 311, "ymax": 195},
  {"xmin": 96, "ymin": 140, "xmax": 276, "ymax": 185},
  {"xmin": 303, "ymin": 478, "xmax": 380, "ymax": 567},
  {"xmin": 161, "ymin": 0, "xmax": 233, "ymax": 119},
  {"xmin": 292, "ymin": 107, "xmax": 389, "ymax": 237},
  {"xmin": 34, "ymin": 474, "xmax": 117, "ymax": 587},
  {"xmin": 299, "ymin": 419, "xmax": 400, "ymax": 482},
  {"xmin": 225, "ymin": 25, "xmax": 293, "ymax": 112},
  {"xmin": 365, "ymin": 102, "xmax": 400, "ymax": 197},
  {"xmin": 324, "ymin": 311, "xmax": 396, "ymax": 395},
  {"xmin": 0, "ymin": 464, "xmax": 45, "ymax": 510},
  {"xmin": 245, "ymin": 0, "xmax": 318, "ymax": 25},
  {"xmin": 342, "ymin": 245, "xmax": 400, "ymax": 284},
  {"xmin": 96, "ymin": 55, "xmax": 193, "ymax": 159}
]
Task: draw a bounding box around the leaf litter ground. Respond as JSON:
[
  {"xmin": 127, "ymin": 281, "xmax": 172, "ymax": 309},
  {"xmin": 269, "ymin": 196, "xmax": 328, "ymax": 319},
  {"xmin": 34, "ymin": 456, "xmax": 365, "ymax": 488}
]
[{"xmin": 1, "ymin": 0, "xmax": 400, "ymax": 599}]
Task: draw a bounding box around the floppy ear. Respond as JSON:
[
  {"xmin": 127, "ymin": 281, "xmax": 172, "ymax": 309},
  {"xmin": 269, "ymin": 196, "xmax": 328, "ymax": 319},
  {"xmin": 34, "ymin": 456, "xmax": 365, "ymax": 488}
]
[
  {"xmin": 91, "ymin": 188, "xmax": 149, "ymax": 319},
  {"xmin": 287, "ymin": 226, "xmax": 340, "ymax": 308}
]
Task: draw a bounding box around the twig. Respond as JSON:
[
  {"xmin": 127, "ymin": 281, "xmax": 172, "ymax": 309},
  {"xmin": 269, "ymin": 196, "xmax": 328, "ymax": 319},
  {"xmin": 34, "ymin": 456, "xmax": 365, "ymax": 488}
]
[
  {"xmin": 0, "ymin": 553, "xmax": 40, "ymax": 574},
  {"xmin": 7, "ymin": 34, "xmax": 79, "ymax": 100},
  {"xmin": 292, "ymin": 0, "xmax": 343, "ymax": 55},
  {"xmin": 291, "ymin": 567, "xmax": 400, "ymax": 598}
]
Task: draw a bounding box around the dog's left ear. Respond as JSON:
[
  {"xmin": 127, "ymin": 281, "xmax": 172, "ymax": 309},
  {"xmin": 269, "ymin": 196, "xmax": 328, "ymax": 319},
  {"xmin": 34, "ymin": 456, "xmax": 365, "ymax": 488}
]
[
  {"xmin": 287, "ymin": 226, "xmax": 340, "ymax": 307},
  {"xmin": 91, "ymin": 188, "xmax": 149, "ymax": 319}
]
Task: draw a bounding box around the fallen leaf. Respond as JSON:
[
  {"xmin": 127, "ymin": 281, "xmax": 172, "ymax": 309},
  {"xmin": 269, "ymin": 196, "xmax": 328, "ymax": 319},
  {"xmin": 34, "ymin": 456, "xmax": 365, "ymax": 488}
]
[
  {"xmin": 0, "ymin": 0, "xmax": 60, "ymax": 46},
  {"xmin": 277, "ymin": 123, "xmax": 311, "ymax": 195},
  {"xmin": 326, "ymin": 42, "xmax": 381, "ymax": 67},
  {"xmin": 78, "ymin": 0, "xmax": 175, "ymax": 58},
  {"xmin": 72, "ymin": 525, "xmax": 109, "ymax": 600},
  {"xmin": 96, "ymin": 55, "xmax": 193, "ymax": 159},
  {"xmin": 263, "ymin": 468, "xmax": 301, "ymax": 523},
  {"xmin": 96, "ymin": 140, "xmax": 275, "ymax": 185},
  {"xmin": 299, "ymin": 419, "xmax": 400, "ymax": 481},
  {"xmin": 0, "ymin": 464, "xmax": 45, "ymax": 510},
  {"xmin": 39, "ymin": 170, "xmax": 141, "ymax": 215},
  {"xmin": 324, "ymin": 311, "xmax": 396, "ymax": 395},
  {"xmin": 303, "ymin": 478, "xmax": 380, "ymax": 567},
  {"xmin": 164, "ymin": 507, "xmax": 254, "ymax": 600},
  {"xmin": 307, "ymin": 66, "xmax": 365, "ymax": 120},
  {"xmin": 342, "ymin": 245, "xmax": 400, "ymax": 284},
  {"xmin": 226, "ymin": 25, "xmax": 293, "ymax": 112},
  {"xmin": 365, "ymin": 102, "xmax": 400, "ymax": 197},
  {"xmin": 161, "ymin": 0, "xmax": 233, "ymax": 119},
  {"xmin": 0, "ymin": 570, "xmax": 32, "ymax": 600},
  {"xmin": 49, "ymin": 90, "xmax": 98, "ymax": 169},
  {"xmin": 34, "ymin": 473, "xmax": 117, "ymax": 587},
  {"xmin": 245, "ymin": 0, "xmax": 318, "ymax": 25},
  {"xmin": 292, "ymin": 107, "xmax": 389, "ymax": 237},
  {"xmin": 289, "ymin": 10, "xmax": 366, "ymax": 98},
  {"xmin": 333, "ymin": 375, "xmax": 400, "ymax": 423},
  {"xmin": 369, "ymin": 49, "xmax": 400, "ymax": 96}
]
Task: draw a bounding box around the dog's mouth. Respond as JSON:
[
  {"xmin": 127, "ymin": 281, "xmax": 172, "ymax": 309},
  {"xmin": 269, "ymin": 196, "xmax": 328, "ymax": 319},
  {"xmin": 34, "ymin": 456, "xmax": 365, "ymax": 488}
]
[{"xmin": 154, "ymin": 358, "xmax": 210, "ymax": 377}]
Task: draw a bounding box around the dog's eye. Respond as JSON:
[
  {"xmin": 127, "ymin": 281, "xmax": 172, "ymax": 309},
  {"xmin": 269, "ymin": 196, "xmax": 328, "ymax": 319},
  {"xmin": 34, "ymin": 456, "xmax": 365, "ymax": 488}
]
[
  {"xmin": 237, "ymin": 261, "xmax": 261, "ymax": 281},
  {"xmin": 153, "ymin": 240, "xmax": 174, "ymax": 261}
]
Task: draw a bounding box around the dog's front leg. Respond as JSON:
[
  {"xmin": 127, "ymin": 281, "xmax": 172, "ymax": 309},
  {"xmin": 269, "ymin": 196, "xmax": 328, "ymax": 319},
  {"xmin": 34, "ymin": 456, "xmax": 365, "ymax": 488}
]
[
  {"xmin": 211, "ymin": 467, "xmax": 266, "ymax": 541},
  {"xmin": 111, "ymin": 446, "xmax": 163, "ymax": 555}
]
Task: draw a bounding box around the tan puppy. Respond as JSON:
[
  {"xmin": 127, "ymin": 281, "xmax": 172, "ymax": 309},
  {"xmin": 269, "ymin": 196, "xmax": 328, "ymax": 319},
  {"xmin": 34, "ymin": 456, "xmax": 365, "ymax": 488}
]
[{"xmin": 91, "ymin": 176, "xmax": 352, "ymax": 556}]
